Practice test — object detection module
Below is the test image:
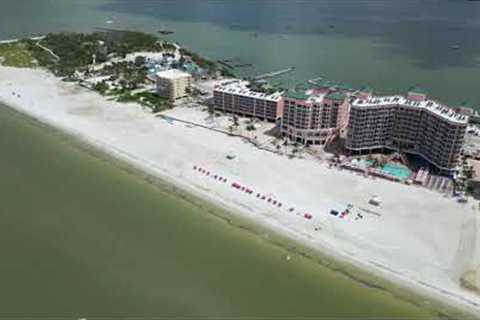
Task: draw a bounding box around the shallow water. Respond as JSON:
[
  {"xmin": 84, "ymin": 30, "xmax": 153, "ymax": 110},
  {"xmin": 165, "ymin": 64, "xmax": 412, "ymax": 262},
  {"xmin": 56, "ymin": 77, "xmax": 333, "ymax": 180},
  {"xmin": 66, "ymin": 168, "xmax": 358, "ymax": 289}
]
[{"xmin": 0, "ymin": 103, "xmax": 445, "ymax": 318}]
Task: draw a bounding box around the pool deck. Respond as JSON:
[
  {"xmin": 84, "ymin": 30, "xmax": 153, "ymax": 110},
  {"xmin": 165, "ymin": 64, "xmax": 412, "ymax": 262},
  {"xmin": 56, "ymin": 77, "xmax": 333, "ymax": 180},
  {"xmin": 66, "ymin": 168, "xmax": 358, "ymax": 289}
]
[{"xmin": 359, "ymin": 160, "xmax": 412, "ymax": 181}]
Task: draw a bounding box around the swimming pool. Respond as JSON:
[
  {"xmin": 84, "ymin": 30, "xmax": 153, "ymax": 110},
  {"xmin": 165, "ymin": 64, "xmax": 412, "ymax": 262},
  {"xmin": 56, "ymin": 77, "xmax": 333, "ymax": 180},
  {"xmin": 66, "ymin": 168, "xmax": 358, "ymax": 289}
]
[
  {"xmin": 380, "ymin": 163, "xmax": 412, "ymax": 180},
  {"xmin": 360, "ymin": 160, "xmax": 412, "ymax": 180}
]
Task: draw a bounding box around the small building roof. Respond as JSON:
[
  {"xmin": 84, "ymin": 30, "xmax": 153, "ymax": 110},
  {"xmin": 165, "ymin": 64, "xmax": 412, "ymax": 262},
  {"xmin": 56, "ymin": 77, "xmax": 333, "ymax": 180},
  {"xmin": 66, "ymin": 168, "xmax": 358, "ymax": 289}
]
[
  {"xmin": 325, "ymin": 91, "xmax": 346, "ymax": 101},
  {"xmin": 335, "ymin": 82, "xmax": 355, "ymax": 91},
  {"xmin": 407, "ymin": 86, "xmax": 428, "ymax": 95},
  {"xmin": 360, "ymin": 84, "xmax": 373, "ymax": 93},
  {"xmin": 284, "ymin": 90, "xmax": 310, "ymax": 100},
  {"xmin": 314, "ymin": 79, "xmax": 336, "ymax": 89},
  {"xmin": 156, "ymin": 69, "xmax": 192, "ymax": 80},
  {"xmin": 184, "ymin": 62, "xmax": 199, "ymax": 74},
  {"xmin": 294, "ymin": 82, "xmax": 317, "ymax": 91}
]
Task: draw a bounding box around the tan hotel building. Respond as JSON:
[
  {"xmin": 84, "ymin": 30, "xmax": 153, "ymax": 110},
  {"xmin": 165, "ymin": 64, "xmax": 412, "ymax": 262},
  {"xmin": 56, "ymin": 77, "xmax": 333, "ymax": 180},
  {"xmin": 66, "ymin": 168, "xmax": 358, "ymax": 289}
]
[{"xmin": 156, "ymin": 69, "xmax": 192, "ymax": 101}]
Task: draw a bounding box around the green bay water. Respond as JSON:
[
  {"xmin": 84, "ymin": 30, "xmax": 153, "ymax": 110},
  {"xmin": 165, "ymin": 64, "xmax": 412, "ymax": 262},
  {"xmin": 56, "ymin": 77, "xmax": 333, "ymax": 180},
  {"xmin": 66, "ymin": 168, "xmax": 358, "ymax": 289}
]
[
  {"xmin": 1, "ymin": 0, "xmax": 480, "ymax": 106},
  {"xmin": 0, "ymin": 104, "xmax": 447, "ymax": 318}
]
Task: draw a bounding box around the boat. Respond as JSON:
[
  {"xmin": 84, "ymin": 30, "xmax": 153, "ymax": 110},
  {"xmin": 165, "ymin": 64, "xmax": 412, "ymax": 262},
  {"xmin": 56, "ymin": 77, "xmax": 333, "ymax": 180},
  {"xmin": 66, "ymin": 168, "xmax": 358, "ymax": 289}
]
[
  {"xmin": 158, "ymin": 29, "xmax": 174, "ymax": 35},
  {"xmin": 369, "ymin": 196, "xmax": 381, "ymax": 206},
  {"xmin": 450, "ymin": 44, "xmax": 461, "ymax": 50}
]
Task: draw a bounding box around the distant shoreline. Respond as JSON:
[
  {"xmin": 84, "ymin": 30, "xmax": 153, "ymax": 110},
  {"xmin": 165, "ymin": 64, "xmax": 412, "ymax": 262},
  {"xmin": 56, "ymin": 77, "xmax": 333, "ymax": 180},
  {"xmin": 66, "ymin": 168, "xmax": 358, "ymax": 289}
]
[{"xmin": 0, "ymin": 35, "xmax": 45, "ymax": 44}]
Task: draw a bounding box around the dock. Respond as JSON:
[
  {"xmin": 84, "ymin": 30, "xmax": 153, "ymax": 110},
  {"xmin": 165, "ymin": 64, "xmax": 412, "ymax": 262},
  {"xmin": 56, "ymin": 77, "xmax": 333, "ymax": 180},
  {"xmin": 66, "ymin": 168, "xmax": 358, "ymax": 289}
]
[
  {"xmin": 233, "ymin": 63, "xmax": 253, "ymax": 68},
  {"xmin": 217, "ymin": 60, "xmax": 234, "ymax": 69},
  {"xmin": 254, "ymin": 67, "xmax": 295, "ymax": 80},
  {"xmin": 217, "ymin": 59, "xmax": 253, "ymax": 70}
]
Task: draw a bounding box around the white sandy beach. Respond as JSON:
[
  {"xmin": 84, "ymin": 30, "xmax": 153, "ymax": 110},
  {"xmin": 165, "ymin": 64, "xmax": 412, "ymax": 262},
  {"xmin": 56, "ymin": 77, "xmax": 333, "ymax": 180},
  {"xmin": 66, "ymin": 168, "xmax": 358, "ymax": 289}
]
[{"xmin": 1, "ymin": 66, "xmax": 480, "ymax": 315}]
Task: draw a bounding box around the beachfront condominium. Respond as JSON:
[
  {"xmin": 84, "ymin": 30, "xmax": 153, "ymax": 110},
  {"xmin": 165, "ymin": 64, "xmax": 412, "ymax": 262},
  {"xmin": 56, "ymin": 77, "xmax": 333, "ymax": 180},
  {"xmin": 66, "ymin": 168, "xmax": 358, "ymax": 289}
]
[
  {"xmin": 346, "ymin": 88, "xmax": 468, "ymax": 172},
  {"xmin": 213, "ymin": 80, "xmax": 284, "ymax": 122},
  {"xmin": 281, "ymin": 82, "xmax": 352, "ymax": 145},
  {"xmin": 156, "ymin": 69, "xmax": 192, "ymax": 101}
]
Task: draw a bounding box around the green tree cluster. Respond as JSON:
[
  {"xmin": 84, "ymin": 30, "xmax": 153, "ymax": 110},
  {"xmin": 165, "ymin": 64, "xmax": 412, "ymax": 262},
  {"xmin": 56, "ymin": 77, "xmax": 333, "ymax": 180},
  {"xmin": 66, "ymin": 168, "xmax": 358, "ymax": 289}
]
[{"xmin": 25, "ymin": 31, "xmax": 160, "ymax": 77}]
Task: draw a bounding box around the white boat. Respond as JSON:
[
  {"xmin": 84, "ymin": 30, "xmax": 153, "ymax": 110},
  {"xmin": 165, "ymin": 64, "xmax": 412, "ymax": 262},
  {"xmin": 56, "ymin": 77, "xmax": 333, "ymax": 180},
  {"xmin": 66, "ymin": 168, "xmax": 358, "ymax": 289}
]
[{"xmin": 369, "ymin": 196, "xmax": 381, "ymax": 206}]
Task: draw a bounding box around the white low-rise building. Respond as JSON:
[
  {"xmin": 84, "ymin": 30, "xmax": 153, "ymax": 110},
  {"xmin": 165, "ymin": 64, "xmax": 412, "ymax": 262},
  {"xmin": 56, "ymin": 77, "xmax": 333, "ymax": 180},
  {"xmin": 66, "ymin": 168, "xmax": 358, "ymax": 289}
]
[{"xmin": 213, "ymin": 80, "xmax": 284, "ymax": 122}]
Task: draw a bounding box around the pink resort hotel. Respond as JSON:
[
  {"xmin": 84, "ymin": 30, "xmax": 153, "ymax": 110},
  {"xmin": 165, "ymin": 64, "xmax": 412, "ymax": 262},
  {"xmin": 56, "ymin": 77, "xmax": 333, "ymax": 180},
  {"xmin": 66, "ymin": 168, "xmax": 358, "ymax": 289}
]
[
  {"xmin": 280, "ymin": 81, "xmax": 351, "ymax": 145},
  {"xmin": 213, "ymin": 80, "xmax": 468, "ymax": 173},
  {"xmin": 346, "ymin": 88, "xmax": 468, "ymax": 173}
]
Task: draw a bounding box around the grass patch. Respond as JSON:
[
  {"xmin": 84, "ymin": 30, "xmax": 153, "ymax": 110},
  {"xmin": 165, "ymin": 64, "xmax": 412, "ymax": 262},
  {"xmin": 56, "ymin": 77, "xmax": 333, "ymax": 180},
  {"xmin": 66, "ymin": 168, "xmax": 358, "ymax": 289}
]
[
  {"xmin": 115, "ymin": 92, "xmax": 138, "ymax": 103},
  {"xmin": 136, "ymin": 91, "xmax": 169, "ymax": 108},
  {"xmin": 0, "ymin": 42, "xmax": 37, "ymax": 68},
  {"xmin": 105, "ymin": 89, "xmax": 171, "ymax": 112}
]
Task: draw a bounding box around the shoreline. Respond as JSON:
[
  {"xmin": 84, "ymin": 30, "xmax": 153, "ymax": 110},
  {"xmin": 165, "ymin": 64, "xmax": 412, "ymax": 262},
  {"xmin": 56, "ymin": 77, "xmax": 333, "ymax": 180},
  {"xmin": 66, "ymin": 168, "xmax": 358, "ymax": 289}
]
[
  {"xmin": 0, "ymin": 65, "xmax": 478, "ymax": 318},
  {"xmin": 0, "ymin": 102, "xmax": 463, "ymax": 319},
  {"xmin": 0, "ymin": 36, "xmax": 45, "ymax": 44}
]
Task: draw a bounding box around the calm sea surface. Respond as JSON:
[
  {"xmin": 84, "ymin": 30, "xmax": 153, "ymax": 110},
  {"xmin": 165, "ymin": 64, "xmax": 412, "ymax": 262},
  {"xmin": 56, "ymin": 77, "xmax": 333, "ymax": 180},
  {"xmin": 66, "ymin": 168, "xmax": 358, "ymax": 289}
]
[
  {"xmin": 0, "ymin": 105, "xmax": 440, "ymax": 317},
  {"xmin": 0, "ymin": 0, "xmax": 477, "ymax": 317}
]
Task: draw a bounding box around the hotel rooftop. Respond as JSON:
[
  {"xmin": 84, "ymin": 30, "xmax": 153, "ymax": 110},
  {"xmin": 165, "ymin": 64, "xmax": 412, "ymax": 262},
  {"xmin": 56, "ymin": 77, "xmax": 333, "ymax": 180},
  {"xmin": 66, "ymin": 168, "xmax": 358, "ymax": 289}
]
[
  {"xmin": 352, "ymin": 95, "xmax": 469, "ymax": 124},
  {"xmin": 156, "ymin": 69, "xmax": 192, "ymax": 80},
  {"xmin": 283, "ymin": 80, "xmax": 351, "ymax": 103},
  {"xmin": 284, "ymin": 89, "xmax": 326, "ymax": 102},
  {"xmin": 214, "ymin": 80, "xmax": 283, "ymax": 102}
]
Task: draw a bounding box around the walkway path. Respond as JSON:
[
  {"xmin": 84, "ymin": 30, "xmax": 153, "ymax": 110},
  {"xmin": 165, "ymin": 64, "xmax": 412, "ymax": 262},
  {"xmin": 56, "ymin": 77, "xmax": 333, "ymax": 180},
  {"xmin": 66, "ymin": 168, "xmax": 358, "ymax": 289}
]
[{"xmin": 36, "ymin": 41, "xmax": 60, "ymax": 61}]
